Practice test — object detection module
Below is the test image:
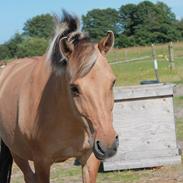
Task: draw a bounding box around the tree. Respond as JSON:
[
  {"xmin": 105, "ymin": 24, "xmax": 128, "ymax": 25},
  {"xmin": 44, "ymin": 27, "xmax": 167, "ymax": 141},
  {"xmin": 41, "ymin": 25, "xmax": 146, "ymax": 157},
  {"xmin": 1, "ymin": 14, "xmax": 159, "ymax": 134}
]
[
  {"xmin": 82, "ymin": 8, "xmax": 120, "ymax": 42},
  {"xmin": 1, "ymin": 1, "xmax": 182, "ymax": 55},
  {"xmin": 0, "ymin": 44, "xmax": 11, "ymax": 60},
  {"xmin": 176, "ymin": 19, "xmax": 183, "ymax": 39},
  {"xmin": 6, "ymin": 33, "xmax": 23, "ymax": 57},
  {"xmin": 156, "ymin": 2, "xmax": 176, "ymax": 23},
  {"xmin": 16, "ymin": 37, "xmax": 48, "ymax": 58},
  {"xmin": 118, "ymin": 4, "xmax": 137, "ymax": 36},
  {"xmin": 115, "ymin": 34, "xmax": 136, "ymax": 48},
  {"xmin": 118, "ymin": 1, "xmax": 181, "ymax": 46},
  {"xmin": 0, "ymin": 14, "xmax": 53, "ymax": 59},
  {"xmin": 23, "ymin": 14, "xmax": 54, "ymax": 39}
]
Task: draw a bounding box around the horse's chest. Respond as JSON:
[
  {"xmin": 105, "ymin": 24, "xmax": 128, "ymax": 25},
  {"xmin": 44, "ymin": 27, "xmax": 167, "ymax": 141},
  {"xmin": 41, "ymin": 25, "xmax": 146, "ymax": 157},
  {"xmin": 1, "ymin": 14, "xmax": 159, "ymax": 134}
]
[{"xmin": 37, "ymin": 123, "xmax": 91, "ymax": 160}]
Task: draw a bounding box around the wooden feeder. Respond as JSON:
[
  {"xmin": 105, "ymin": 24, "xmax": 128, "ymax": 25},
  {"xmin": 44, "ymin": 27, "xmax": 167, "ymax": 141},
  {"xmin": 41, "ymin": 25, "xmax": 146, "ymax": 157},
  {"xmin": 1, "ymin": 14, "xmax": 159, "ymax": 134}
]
[{"xmin": 102, "ymin": 83, "xmax": 181, "ymax": 171}]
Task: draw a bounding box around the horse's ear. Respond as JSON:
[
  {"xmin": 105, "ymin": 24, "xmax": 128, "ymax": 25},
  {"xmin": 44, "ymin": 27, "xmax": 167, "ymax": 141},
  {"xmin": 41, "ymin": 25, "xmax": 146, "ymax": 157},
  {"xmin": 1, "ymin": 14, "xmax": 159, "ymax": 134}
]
[
  {"xmin": 98, "ymin": 31, "xmax": 114, "ymax": 54},
  {"xmin": 59, "ymin": 37, "xmax": 74, "ymax": 59}
]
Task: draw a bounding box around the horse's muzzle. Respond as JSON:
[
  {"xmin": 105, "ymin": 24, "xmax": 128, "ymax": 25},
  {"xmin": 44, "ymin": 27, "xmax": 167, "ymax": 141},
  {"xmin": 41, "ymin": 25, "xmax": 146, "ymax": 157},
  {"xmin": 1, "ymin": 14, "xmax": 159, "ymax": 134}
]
[{"xmin": 93, "ymin": 135, "xmax": 119, "ymax": 160}]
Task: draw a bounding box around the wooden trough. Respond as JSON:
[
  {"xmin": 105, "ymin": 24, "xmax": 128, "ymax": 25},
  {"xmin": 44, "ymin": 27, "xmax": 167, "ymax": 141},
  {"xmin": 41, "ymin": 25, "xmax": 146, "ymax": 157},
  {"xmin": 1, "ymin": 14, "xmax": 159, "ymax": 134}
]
[{"xmin": 102, "ymin": 83, "xmax": 181, "ymax": 171}]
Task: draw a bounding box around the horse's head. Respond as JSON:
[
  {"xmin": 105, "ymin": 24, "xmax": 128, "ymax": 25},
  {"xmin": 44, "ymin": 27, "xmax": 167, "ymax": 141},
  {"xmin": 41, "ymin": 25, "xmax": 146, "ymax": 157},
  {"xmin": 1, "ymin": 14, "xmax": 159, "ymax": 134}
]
[
  {"xmin": 48, "ymin": 12, "xmax": 119, "ymax": 160},
  {"xmin": 61, "ymin": 32, "xmax": 118, "ymax": 160}
]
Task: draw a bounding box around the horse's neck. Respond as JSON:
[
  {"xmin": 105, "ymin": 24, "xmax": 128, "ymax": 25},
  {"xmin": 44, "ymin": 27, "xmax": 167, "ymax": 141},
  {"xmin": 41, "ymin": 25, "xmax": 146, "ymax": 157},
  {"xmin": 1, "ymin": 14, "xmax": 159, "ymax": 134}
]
[
  {"xmin": 29, "ymin": 60, "xmax": 88, "ymax": 148},
  {"xmin": 35, "ymin": 61, "xmax": 81, "ymax": 125}
]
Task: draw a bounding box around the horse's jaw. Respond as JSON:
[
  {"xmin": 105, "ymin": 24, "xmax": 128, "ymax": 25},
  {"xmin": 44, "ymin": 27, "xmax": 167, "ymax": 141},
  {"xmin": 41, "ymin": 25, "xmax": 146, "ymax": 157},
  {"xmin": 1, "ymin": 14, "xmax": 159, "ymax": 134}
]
[{"xmin": 80, "ymin": 116, "xmax": 95, "ymax": 147}]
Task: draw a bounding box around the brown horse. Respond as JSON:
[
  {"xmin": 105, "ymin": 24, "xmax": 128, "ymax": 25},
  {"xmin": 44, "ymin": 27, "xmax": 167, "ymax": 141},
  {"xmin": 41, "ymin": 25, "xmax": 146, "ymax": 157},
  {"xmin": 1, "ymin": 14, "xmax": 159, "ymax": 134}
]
[{"xmin": 0, "ymin": 11, "xmax": 118, "ymax": 183}]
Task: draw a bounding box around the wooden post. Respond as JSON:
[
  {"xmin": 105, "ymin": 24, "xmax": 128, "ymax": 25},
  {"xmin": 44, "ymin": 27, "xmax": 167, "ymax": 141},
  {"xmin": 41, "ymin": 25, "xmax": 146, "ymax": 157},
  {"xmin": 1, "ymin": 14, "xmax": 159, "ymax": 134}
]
[
  {"xmin": 151, "ymin": 44, "xmax": 159, "ymax": 81},
  {"xmin": 168, "ymin": 42, "xmax": 175, "ymax": 70}
]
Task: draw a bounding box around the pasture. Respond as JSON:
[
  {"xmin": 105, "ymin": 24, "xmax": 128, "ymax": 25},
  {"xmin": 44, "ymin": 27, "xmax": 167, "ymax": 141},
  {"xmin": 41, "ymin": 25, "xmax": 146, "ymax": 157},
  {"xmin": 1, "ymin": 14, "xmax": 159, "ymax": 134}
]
[
  {"xmin": 109, "ymin": 42, "xmax": 183, "ymax": 86},
  {"xmin": 3, "ymin": 42, "xmax": 183, "ymax": 182}
]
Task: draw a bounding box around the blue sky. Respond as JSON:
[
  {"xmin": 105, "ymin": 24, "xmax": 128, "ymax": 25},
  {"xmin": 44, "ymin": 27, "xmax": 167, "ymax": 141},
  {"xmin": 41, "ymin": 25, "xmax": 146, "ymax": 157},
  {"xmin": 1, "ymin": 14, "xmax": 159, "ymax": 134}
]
[{"xmin": 0, "ymin": 0, "xmax": 183, "ymax": 44}]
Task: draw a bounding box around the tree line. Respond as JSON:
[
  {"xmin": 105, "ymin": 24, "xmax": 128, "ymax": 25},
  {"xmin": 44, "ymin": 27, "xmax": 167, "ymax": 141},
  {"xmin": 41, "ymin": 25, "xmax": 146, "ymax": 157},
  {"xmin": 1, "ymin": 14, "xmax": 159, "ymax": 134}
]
[{"xmin": 1, "ymin": 1, "xmax": 183, "ymax": 60}]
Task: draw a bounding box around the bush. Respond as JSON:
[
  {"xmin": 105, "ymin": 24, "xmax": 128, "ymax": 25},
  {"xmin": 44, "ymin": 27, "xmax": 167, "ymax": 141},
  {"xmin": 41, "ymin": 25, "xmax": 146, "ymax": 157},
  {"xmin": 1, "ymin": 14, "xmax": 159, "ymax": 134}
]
[
  {"xmin": 116, "ymin": 34, "xmax": 136, "ymax": 48},
  {"xmin": 23, "ymin": 14, "xmax": 54, "ymax": 39},
  {"xmin": 16, "ymin": 37, "xmax": 48, "ymax": 58},
  {"xmin": 0, "ymin": 44, "xmax": 11, "ymax": 60},
  {"xmin": 6, "ymin": 33, "xmax": 23, "ymax": 57}
]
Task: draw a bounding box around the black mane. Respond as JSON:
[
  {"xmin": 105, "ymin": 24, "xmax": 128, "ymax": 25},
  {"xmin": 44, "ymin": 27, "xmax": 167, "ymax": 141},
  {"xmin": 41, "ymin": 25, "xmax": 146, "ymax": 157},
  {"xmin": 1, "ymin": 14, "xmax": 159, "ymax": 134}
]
[{"xmin": 47, "ymin": 10, "xmax": 89, "ymax": 70}]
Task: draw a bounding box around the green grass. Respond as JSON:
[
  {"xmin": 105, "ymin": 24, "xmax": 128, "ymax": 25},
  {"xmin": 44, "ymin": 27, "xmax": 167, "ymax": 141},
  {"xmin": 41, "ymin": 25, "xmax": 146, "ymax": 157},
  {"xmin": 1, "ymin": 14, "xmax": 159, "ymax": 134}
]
[
  {"xmin": 176, "ymin": 118, "xmax": 183, "ymax": 141},
  {"xmin": 111, "ymin": 58, "xmax": 183, "ymax": 86},
  {"xmin": 51, "ymin": 165, "xmax": 81, "ymax": 182},
  {"xmin": 107, "ymin": 42, "xmax": 183, "ymax": 86},
  {"xmin": 174, "ymin": 96, "xmax": 183, "ymax": 107},
  {"xmin": 51, "ymin": 166, "xmax": 141, "ymax": 183},
  {"xmin": 174, "ymin": 96, "xmax": 183, "ymax": 141},
  {"xmin": 108, "ymin": 42, "xmax": 183, "ymax": 63},
  {"xmin": 97, "ymin": 170, "xmax": 141, "ymax": 183},
  {"xmin": 12, "ymin": 163, "xmax": 143, "ymax": 183},
  {"xmin": 12, "ymin": 159, "xmax": 183, "ymax": 183}
]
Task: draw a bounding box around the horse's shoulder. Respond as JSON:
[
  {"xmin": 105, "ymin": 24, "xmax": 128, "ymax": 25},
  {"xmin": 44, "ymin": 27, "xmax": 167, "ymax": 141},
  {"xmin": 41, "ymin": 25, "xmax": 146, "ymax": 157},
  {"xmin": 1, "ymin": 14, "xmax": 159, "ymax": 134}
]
[
  {"xmin": 2, "ymin": 56, "xmax": 43, "ymax": 75},
  {"xmin": 0, "ymin": 57, "xmax": 44, "ymax": 92}
]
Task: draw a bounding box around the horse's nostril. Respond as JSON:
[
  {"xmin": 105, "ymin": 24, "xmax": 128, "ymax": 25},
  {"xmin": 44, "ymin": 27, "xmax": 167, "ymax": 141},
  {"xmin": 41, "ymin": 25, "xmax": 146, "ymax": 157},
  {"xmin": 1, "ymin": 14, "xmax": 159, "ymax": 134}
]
[
  {"xmin": 113, "ymin": 146, "xmax": 117, "ymax": 152},
  {"xmin": 116, "ymin": 135, "xmax": 119, "ymax": 142},
  {"xmin": 96, "ymin": 140, "xmax": 105, "ymax": 154},
  {"xmin": 94, "ymin": 139, "xmax": 118, "ymax": 160},
  {"xmin": 114, "ymin": 135, "xmax": 119, "ymax": 151}
]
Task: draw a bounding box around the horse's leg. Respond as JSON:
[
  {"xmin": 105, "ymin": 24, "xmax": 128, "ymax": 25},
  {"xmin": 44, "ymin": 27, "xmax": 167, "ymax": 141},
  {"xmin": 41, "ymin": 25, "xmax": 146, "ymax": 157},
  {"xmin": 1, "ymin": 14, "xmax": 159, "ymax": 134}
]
[
  {"xmin": 81, "ymin": 153, "xmax": 101, "ymax": 183},
  {"xmin": 34, "ymin": 160, "xmax": 51, "ymax": 183},
  {"xmin": 13, "ymin": 154, "xmax": 35, "ymax": 183}
]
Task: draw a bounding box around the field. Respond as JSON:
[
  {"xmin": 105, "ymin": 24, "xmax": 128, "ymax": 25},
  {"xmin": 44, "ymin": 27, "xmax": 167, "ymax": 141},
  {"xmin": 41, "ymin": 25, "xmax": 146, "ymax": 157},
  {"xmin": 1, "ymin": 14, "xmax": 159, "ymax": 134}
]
[
  {"xmin": 109, "ymin": 42, "xmax": 183, "ymax": 86},
  {"xmin": 3, "ymin": 42, "xmax": 183, "ymax": 182}
]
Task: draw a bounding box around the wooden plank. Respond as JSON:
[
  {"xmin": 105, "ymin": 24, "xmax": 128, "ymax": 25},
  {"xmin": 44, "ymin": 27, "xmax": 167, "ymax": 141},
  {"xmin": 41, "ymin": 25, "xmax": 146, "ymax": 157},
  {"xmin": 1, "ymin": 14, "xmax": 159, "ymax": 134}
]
[
  {"xmin": 114, "ymin": 84, "xmax": 174, "ymax": 101},
  {"xmin": 105, "ymin": 148, "xmax": 179, "ymax": 162},
  {"xmin": 102, "ymin": 84, "xmax": 180, "ymax": 171},
  {"xmin": 103, "ymin": 156, "xmax": 181, "ymax": 171},
  {"xmin": 112, "ymin": 98, "xmax": 177, "ymax": 153}
]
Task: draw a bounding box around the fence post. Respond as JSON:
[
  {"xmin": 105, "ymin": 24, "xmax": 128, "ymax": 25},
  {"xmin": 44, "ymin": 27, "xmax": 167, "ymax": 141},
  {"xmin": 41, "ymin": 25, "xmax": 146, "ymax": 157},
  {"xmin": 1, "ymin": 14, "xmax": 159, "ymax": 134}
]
[
  {"xmin": 168, "ymin": 42, "xmax": 175, "ymax": 70},
  {"xmin": 151, "ymin": 44, "xmax": 159, "ymax": 81}
]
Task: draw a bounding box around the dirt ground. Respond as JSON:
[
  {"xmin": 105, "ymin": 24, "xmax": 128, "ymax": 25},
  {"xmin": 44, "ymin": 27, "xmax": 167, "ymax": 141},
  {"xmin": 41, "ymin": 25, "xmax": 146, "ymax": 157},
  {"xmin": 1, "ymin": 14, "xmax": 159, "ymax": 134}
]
[{"xmin": 174, "ymin": 85, "xmax": 183, "ymax": 97}]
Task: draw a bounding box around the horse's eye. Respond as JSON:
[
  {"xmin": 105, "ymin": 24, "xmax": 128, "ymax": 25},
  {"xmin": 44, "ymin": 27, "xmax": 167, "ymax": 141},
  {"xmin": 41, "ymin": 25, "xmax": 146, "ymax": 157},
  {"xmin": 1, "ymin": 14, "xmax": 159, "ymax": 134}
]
[{"xmin": 70, "ymin": 84, "xmax": 80, "ymax": 97}]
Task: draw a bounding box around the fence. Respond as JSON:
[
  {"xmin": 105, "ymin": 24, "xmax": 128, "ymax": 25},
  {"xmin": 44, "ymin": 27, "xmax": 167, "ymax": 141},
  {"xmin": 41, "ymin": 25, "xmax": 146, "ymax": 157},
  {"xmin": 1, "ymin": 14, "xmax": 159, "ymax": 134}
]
[
  {"xmin": 109, "ymin": 42, "xmax": 183, "ymax": 67},
  {"xmin": 108, "ymin": 42, "xmax": 183, "ymax": 86}
]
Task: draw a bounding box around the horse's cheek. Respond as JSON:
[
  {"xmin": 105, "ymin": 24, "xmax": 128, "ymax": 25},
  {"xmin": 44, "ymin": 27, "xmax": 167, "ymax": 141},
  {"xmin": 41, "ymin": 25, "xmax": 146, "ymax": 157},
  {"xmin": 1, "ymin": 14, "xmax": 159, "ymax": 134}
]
[{"xmin": 73, "ymin": 97, "xmax": 84, "ymax": 114}]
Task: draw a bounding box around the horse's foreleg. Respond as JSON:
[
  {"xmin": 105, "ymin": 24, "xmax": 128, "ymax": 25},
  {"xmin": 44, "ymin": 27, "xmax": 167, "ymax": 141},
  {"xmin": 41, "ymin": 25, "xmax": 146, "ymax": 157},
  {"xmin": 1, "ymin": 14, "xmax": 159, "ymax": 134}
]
[
  {"xmin": 81, "ymin": 153, "xmax": 101, "ymax": 183},
  {"xmin": 13, "ymin": 154, "xmax": 35, "ymax": 183},
  {"xmin": 34, "ymin": 160, "xmax": 51, "ymax": 183}
]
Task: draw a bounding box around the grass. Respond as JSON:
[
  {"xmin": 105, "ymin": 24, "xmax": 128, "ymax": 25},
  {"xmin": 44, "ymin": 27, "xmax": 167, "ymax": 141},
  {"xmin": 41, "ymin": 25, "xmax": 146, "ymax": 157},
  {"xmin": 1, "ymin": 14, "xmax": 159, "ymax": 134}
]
[
  {"xmin": 174, "ymin": 96, "xmax": 183, "ymax": 141},
  {"xmin": 107, "ymin": 42, "xmax": 183, "ymax": 86},
  {"xmin": 176, "ymin": 118, "xmax": 183, "ymax": 141},
  {"xmin": 97, "ymin": 170, "xmax": 141, "ymax": 183},
  {"xmin": 12, "ymin": 162, "xmax": 141, "ymax": 183},
  {"xmin": 174, "ymin": 96, "xmax": 183, "ymax": 108},
  {"xmin": 51, "ymin": 164, "xmax": 141, "ymax": 183},
  {"xmin": 108, "ymin": 42, "xmax": 183, "ymax": 63},
  {"xmin": 111, "ymin": 56, "xmax": 183, "ymax": 86},
  {"xmin": 10, "ymin": 163, "xmax": 159, "ymax": 183},
  {"xmin": 12, "ymin": 161, "xmax": 183, "ymax": 183}
]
